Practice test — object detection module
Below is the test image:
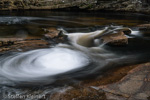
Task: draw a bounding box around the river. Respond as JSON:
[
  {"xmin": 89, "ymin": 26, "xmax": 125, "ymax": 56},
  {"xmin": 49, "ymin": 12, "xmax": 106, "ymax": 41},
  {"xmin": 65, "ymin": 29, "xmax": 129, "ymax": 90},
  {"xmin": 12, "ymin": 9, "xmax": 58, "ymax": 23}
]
[{"xmin": 0, "ymin": 11, "xmax": 150, "ymax": 100}]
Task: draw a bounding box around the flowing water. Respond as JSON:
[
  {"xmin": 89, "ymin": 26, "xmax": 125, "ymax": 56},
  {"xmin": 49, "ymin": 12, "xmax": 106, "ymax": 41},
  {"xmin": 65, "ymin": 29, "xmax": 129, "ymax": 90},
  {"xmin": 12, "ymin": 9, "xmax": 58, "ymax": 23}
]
[{"xmin": 0, "ymin": 11, "xmax": 150, "ymax": 100}]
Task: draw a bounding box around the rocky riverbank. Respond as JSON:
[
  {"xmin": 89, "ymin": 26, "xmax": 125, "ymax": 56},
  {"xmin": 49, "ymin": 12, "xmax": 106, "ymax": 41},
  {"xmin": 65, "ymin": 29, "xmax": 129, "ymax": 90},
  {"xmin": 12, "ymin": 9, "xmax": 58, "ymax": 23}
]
[
  {"xmin": 0, "ymin": 26, "xmax": 150, "ymax": 100},
  {"xmin": 0, "ymin": 26, "xmax": 130, "ymax": 53},
  {"xmin": 49, "ymin": 63, "xmax": 150, "ymax": 100},
  {"xmin": 0, "ymin": 0, "xmax": 150, "ymax": 14},
  {"xmin": 0, "ymin": 28, "xmax": 65, "ymax": 53}
]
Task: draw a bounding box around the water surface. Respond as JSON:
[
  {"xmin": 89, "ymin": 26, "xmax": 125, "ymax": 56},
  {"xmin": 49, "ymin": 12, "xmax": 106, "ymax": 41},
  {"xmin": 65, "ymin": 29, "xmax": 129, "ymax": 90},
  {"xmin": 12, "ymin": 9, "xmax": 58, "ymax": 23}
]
[{"xmin": 0, "ymin": 11, "xmax": 150, "ymax": 100}]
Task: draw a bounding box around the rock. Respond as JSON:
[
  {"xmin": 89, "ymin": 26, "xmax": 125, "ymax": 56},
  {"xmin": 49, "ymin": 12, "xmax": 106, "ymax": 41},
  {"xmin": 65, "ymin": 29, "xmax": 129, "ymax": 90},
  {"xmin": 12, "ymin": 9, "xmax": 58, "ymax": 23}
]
[
  {"xmin": 50, "ymin": 87, "xmax": 106, "ymax": 100},
  {"xmin": 137, "ymin": 24, "xmax": 150, "ymax": 27},
  {"xmin": 0, "ymin": 38, "xmax": 17, "ymax": 47},
  {"xmin": 44, "ymin": 56, "xmax": 150, "ymax": 100},
  {"xmin": 0, "ymin": 37, "xmax": 49, "ymax": 53},
  {"xmin": 105, "ymin": 92, "xmax": 127, "ymax": 100},
  {"xmin": 0, "ymin": 28, "xmax": 68, "ymax": 53},
  {"xmin": 48, "ymin": 61, "xmax": 147, "ymax": 100},
  {"xmin": 137, "ymin": 24, "xmax": 150, "ymax": 36},
  {"xmin": 98, "ymin": 63, "xmax": 150, "ymax": 100},
  {"xmin": 101, "ymin": 31, "xmax": 128, "ymax": 46},
  {"xmin": 49, "ymin": 62, "xmax": 150, "ymax": 100},
  {"xmin": 44, "ymin": 28, "xmax": 61, "ymax": 39},
  {"xmin": 0, "ymin": 0, "xmax": 149, "ymax": 14},
  {"xmin": 48, "ymin": 61, "xmax": 138, "ymax": 100},
  {"xmin": 44, "ymin": 28, "xmax": 67, "ymax": 44}
]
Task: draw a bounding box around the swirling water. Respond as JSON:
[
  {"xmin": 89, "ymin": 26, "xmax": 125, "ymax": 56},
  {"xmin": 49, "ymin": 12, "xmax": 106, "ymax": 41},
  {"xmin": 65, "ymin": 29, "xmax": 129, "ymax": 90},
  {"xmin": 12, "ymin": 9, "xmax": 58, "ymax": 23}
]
[
  {"xmin": 0, "ymin": 11, "xmax": 150, "ymax": 100},
  {"xmin": 0, "ymin": 47, "xmax": 90, "ymax": 84}
]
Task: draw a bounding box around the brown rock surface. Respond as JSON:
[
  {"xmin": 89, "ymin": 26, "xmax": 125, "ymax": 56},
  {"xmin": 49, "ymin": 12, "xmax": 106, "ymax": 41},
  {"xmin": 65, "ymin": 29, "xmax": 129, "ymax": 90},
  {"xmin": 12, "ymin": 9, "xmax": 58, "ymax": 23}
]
[
  {"xmin": 0, "ymin": 37, "xmax": 49, "ymax": 53},
  {"xmin": 137, "ymin": 24, "xmax": 150, "ymax": 36},
  {"xmin": 101, "ymin": 31, "xmax": 128, "ymax": 46},
  {"xmin": 48, "ymin": 63, "xmax": 150, "ymax": 100},
  {"xmin": 137, "ymin": 24, "xmax": 150, "ymax": 28},
  {"xmin": 98, "ymin": 63, "xmax": 150, "ymax": 100},
  {"xmin": 44, "ymin": 27, "xmax": 67, "ymax": 43},
  {"xmin": 0, "ymin": 28, "xmax": 66, "ymax": 53},
  {"xmin": 0, "ymin": 27, "xmax": 149, "ymax": 100},
  {"xmin": 0, "ymin": 0, "xmax": 150, "ymax": 14},
  {"xmin": 50, "ymin": 87, "xmax": 106, "ymax": 100},
  {"xmin": 44, "ymin": 28, "xmax": 61, "ymax": 39}
]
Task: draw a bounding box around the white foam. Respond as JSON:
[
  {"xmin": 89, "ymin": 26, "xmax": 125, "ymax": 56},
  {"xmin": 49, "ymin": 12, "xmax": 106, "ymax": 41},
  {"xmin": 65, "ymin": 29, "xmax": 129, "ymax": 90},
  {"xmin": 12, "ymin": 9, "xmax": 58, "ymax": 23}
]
[
  {"xmin": 131, "ymin": 31, "xmax": 141, "ymax": 36},
  {"xmin": 35, "ymin": 48, "xmax": 89, "ymax": 75},
  {"xmin": 0, "ymin": 48, "xmax": 89, "ymax": 81}
]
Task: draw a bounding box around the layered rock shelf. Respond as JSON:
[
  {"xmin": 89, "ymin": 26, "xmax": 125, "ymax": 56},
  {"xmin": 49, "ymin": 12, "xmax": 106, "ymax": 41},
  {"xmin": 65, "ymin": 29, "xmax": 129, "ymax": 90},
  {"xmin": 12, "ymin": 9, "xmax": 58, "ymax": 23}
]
[{"xmin": 0, "ymin": 0, "xmax": 150, "ymax": 14}]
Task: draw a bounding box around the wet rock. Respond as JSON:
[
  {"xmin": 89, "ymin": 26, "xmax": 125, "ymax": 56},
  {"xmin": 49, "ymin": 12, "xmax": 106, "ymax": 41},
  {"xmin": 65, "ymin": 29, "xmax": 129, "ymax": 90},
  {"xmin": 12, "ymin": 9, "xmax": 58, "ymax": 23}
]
[
  {"xmin": 0, "ymin": 28, "xmax": 68, "ymax": 53},
  {"xmin": 101, "ymin": 31, "xmax": 128, "ymax": 46},
  {"xmin": 0, "ymin": 37, "xmax": 49, "ymax": 53},
  {"xmin": 48, "ymin": 61, "xmax": 140, "ymax": 100},
  {"xmin": 137, "ymin": 24, "xmax": 150, "ymax": 36},
  {"xmin": 118, "ymin": 80, "xmax": 143, "ymax": 94},
  {"xmin": 137, "ymin": 24, "xmax": 150, "ymax": 27},
  {"xmin": 44, "ymin": 28, "xmax": 67, "ymax": 44},
  {"xmin": 50, "ymin": 63, "xmax": 148, "ymax": 100},
  {"xmin": 0, "ymin": 38, "xmax": 19, "ymax": 47},
  {"xmin": 0, "ymin": 0, "xmax": 149, "ymax": 14},
  {"xmin": 135, "ymin": 93, "xmax": 149, "ymax": 100},
  {"xmin": 0, "ymin": 47, "xmax": 10, "ymax": 52},
  {"xmin": 13, "ymin": 39, "xmax": 49, "ymax": 51},
  {"xmin": 13, "ymin": 0, "xmax": 24, "ymax": 9},
  {"xmin": 50, "ymin": 87, "xmax": 106, "ymax": 100},
  {"xmin": 44, "ymin": 28, "xmax": 61, "ymax": 39},
  {"xmin": 97, "ymin": 63, "xmax": 150, "ymax": 100},
  {"xmin": 105, "ymin": 92, "xmax": 127, "ymax": 100}
]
